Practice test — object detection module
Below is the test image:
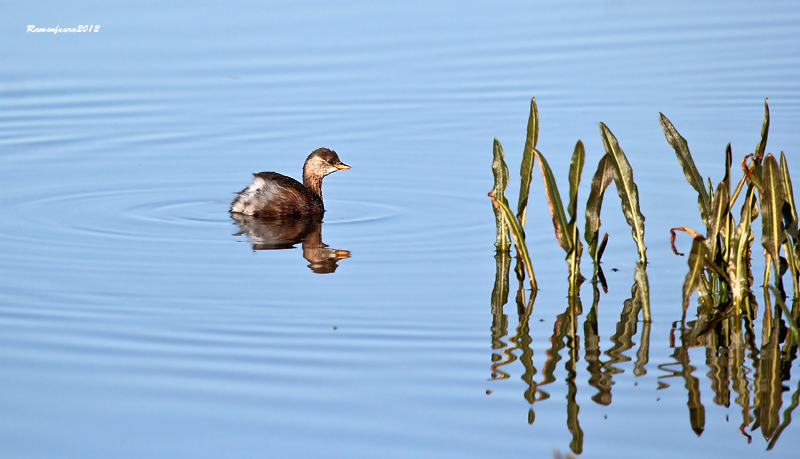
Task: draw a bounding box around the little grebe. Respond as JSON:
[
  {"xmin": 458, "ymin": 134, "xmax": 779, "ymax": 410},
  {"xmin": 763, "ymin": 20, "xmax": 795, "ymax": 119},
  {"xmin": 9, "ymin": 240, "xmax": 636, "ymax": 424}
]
[{"xmin": 230, "ymin": 148, "xmax": 350, "ymax": 217}]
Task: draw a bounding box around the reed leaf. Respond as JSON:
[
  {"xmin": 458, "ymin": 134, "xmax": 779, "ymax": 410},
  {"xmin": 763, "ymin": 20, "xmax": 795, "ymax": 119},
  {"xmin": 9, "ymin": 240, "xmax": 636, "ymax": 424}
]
[
  {"xmin": 742, "ymin": 153, "xmax": 764, "ymax": 193},
  {"xmin": 728, "ymin": 189, "xmax": 756, "ymax": 306},
  {"xmin": 567, "ymin": 141, "xmax": 586, "ymax": 294},
  {"xmin": 730, "ymin": 176, "xmax": 747, "ymax": 212},
  {"xmin": 597, "ymin": 233, "xmax": 609, "ymax": 262},
  {"xmin": 568, "ymin": 223, "xmax": 584, "ymax": 296},
  {"xmin": 722, "ymin": 143, "xmax": 733, "ymax": 189},
  {"xmin": 585, "ymin": 154, "xmax": 614, "ymax": 265},
  {"xmin": 489, "ymin": 192, "xmax": 537, "ymax": 290},
  {"xmin": 708, "ymin": 178, "xmax": 715, "ymax": 200},
  {"xmin": 533, "ymin": 149, "xmax": 572, "ymax": 252},
  {"xmin": 681, "ymin": 237, "xmax": 708, "ymax": 314},
  {"xmin": 781, "ymin": 152, "xmax": 798, "ymax": 239},
  {"xmin": 660, "ymin": 113, "xmax": 711, "ymax": 225},
  {"xmin": 670, "ymin": 226, "xmax": 703, "ymax": 256},
  {"xmin": 635, "ymin": 261, "xmax": 651, "ymax": 322},
  {"xmin": 780, "ymin": 152, "xmax": 800, "ymax": 295},
  {"xmin": 761, "ymin": 154, "xmax": 787, "ymax": 280},
  {"xmin": 567, "ymin": 141, "xmax": 586, "ymax": 224},
  {"xmin": 720, "ymin": 144, "xmax": 735, "ymax": 259},
  {"xmin": 755, "ymin": 98, "xmax": 770, "ymax": 160},
  {"xmin": 720, "ymin": 144, "xmax": 733, "ymax": 216},
  {"xmin": 707, "ymin": 181, "xmax": 731, "ymax": 261},
  {"xmin": 517, "ymin": 98, "xmax": 539, "ymax": 229},
  {"xmin": 599, "ymin": 123, "xmax": 647, "ymax": 264},
  {"xmin": 491, "ymin": 138, "xmax": 512, "ymax": 251},
  {"xmin": 671, "ymin": 228, "xmax": 730, "ymax": 283}
]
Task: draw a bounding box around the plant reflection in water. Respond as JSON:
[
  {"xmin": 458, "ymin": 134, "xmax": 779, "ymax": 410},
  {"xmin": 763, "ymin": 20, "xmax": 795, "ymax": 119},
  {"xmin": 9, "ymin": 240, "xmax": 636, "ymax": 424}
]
[
  {"xmin": 661, "ymin": 289, "xmax": 800, "ymax": 448},
  {"xmin": 489, "ymin": 250, "xmax": 798, "ymax": 454},
  {"xmin": 231, "ymin": 213, "xmax": 350, "ymax": 274},
  {"xmin": 489, "ymin": 251, "xmax": 649, "ymax": 455}
]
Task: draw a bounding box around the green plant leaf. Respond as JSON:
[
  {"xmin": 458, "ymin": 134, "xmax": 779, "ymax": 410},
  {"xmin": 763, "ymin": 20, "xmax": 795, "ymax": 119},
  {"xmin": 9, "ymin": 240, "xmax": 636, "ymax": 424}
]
[
  {"xmin": 567, "ymin": 226, "xmax": 585, "ymax": 297},
  {"xmin": 517, "ymin": 97, "xmax": 539, "ymax": 229},
  {"xmin": 781, "ymin": 151, "xmax": 798, "ymax": 239},
  {"xmin": 719, "ymin": 144, "xmax": 735, "ymax": 259},
  {"xmin": 681, "ymin": 237, "xmax": 708, "ymax": 314},
  {"xmin": 635, "ymin": 261, "xmax": 651, "ymax": 322},
  {"xmin": 597, "ymin": 233, "xmax": 609, "ymax": 262},
  {"xmin": 567, "ymin": 141, "xmax": 586, "ymax": 295},
  {"xmin": 722, "ymin": 143, "xmax": 732, "ymax": 189},
  {"xmin": 706, "ymin": 181, "xmax": 731, "ymax": 262},
  {"xmin": 491, "ymin": 138, "xmax": 512, "ymax": 250},
  {"xmin": 755, "ymin": 98, "xmax": 770, "ymax": 159},
  {"xmin": 489, "ymin": 192, "xmax": 537, "ymax": 290},
  {"xmin": 584, "ymin": 154, "xmax": 614, "ymax": 264},
  {"xmin": 532, "ymin": 149, "xmax": 572, "ymax": 252},
  {"xmin": 780, "ymin": 151, "xmax": 800, "ymax": 296},
  {"xmin": 742, "ymin": 153, "xmax": 764, "ymax": 192},
  {"xmin": 730, "ymin": 177, "xmax": 747, "ymax": 212},
  {"xmin": 728, "ymin": 188, "xmax": 756, "ymax": 307},
  {"xmin": 761, "ymin": 154, "xmax": 787, "ymax": 280},
  {"xmin": 567, "ymin": 141, "xmax": 585, "ymax": 225},
  {"xmin": 600, "ymin": 123, "xmax": 647, "ymax": 264},
  {"xmin": 660, "ymin": 113, "xmax": 711, "ymax": 226}
]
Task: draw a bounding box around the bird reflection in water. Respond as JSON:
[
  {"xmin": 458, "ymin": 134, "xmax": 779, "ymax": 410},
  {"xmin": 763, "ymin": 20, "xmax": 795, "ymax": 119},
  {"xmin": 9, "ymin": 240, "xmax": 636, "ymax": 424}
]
[{"xmin": 231, "ymin": 213, "xmax": 350, "ymax": 274}]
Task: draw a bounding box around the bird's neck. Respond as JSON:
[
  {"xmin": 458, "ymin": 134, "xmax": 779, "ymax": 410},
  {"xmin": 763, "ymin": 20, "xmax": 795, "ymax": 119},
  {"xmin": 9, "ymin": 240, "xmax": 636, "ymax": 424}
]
[{"xmin": 303, "ymin": 173, "xmax": 323, "ymax": 198}]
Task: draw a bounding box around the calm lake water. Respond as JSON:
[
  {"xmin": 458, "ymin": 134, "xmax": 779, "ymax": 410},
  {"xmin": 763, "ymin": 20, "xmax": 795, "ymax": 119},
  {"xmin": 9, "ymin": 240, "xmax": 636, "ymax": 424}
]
[{"xmin": 2, "ymin": 1, "xmax": 800, "ymax": 457}]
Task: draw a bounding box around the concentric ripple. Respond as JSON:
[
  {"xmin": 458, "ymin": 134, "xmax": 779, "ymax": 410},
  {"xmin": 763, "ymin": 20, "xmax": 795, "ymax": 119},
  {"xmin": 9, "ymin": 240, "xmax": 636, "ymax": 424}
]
[
  {"xmin": 0, "ymin": 175, "xmax": 488, "ymax": 256},
  {"xmin": 0, "ymin": 181, "xmax": 411, "ymax": 247}
]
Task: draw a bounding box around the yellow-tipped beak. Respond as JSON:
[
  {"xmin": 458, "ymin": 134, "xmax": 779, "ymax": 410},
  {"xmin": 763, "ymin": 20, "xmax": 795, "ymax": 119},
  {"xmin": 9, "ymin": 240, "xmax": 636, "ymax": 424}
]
[{"xmin": 335, "ymin": 163, "xmax": 351, "ymax": 170}]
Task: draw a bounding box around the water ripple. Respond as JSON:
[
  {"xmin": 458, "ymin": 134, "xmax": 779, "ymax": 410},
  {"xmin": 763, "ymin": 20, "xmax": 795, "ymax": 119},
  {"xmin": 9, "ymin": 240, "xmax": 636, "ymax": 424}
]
[{"xmin": 0, "ymin": 177, "xmax": 484, "ymax": 253}]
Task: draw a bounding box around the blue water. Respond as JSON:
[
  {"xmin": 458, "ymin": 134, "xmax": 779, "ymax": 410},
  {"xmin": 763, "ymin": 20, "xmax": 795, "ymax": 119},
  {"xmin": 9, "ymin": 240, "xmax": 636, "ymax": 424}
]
[{"xmin": 2, "ymin": 1, "xmax": 800, "ymax": 457}]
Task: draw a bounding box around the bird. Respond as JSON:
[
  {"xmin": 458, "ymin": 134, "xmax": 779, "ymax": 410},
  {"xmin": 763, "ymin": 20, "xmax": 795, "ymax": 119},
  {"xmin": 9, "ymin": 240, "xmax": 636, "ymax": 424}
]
[{"xmin": 230, "ymin": 148, "xmax": 349, "ymax": 217}]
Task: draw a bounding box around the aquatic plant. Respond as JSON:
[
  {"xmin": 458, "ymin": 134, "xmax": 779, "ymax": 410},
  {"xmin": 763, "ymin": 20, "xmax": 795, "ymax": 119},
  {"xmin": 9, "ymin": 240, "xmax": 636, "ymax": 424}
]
[
  {"xmin": 489, "ymin": 138, "xmax": 536, "ymax": 289},
  {"xmin": 663, "ymin": 102, "xmax": 800, "ymax": 442},
  {"xmin": 489, "ymin": 97, "xmax": 800, "ymax": 453},
  {"xmin": 490, "ymin": 97, "xmax": 649, "ymax": 318},
  {"xmin": 664, "ymin": 100, "xmax": 800, "ymax": 321}
]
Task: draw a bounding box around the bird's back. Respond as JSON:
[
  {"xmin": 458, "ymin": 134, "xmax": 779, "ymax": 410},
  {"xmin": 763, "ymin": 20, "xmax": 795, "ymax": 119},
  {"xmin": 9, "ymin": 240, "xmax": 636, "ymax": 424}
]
[{"xmin": 230, "ymin": 172, "xmax": 324, "ymax": 217}]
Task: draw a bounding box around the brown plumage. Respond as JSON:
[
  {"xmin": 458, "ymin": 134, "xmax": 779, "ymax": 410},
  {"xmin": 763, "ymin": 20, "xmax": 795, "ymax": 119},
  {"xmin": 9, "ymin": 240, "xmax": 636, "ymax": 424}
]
[{"xmin": 230, "ymin": 148, "xmax": 350, "ymax": 217}]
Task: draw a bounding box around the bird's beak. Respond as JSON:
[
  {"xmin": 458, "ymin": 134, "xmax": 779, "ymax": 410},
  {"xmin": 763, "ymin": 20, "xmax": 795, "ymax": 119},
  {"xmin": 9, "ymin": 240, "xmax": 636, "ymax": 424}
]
[{"xmin": 335, "ymin": 163, "xmax": 350, "ymax": 170}]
